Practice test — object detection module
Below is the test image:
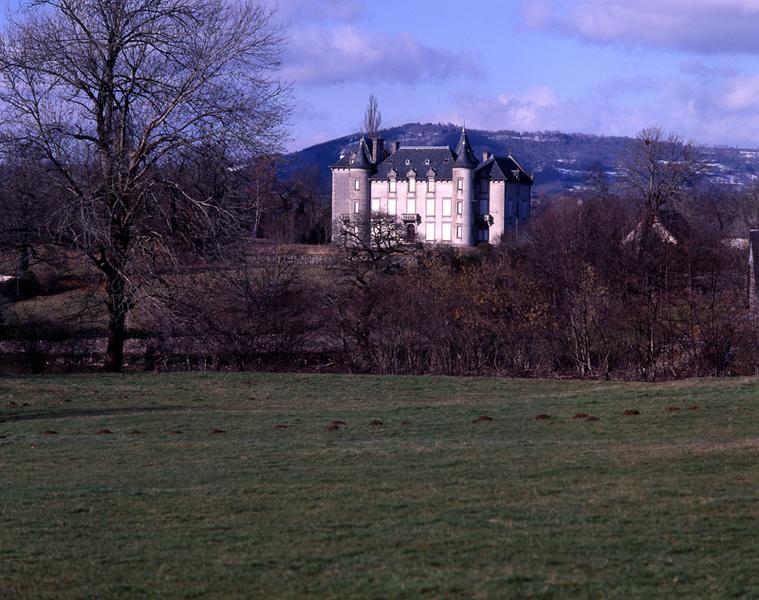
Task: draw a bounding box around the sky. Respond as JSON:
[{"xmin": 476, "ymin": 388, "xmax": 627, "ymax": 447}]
[{"xmin": 271, "ymin": 0, "xmax": 759, "ymax": 151}]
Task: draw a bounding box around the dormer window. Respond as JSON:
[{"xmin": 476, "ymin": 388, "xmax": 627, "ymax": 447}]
[
  {"xmin": 408, "ymin": 177, "xmax": 416, "ymax": 193},
  {"xmin": 389, "ymin": 178, "xmax": 397, "ymax": 193},
  {"xmin": 405, "ymin": 159, "xmax": 411, "ymax": 166},
  {"xmin": 424, "ymin": 159, "xmax": 431, "ymax": 165},
  {"xmin": 427, "ymin": 177, "xmax": 435, "ymax": 193}
]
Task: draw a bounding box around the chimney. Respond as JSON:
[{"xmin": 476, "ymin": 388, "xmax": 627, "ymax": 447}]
[
  {"xmin": 371, "ymin": 137, "xmax": 384, "ymax": 164},
  {"xmin": 390, "ymin": 141, "xmax": 401, "ymax": 154},
  {"xmin": 482, "ymin": 151, "xmax": 492, "ymax": 162}
]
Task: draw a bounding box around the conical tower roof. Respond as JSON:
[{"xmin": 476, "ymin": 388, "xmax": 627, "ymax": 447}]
[
  {"xmin": 350, "ymin": 137, "xmax": 372, "ymax": 169},
  {"xmin": 453, "ymin": 127, "xmax": 478, "ymax": 168}
]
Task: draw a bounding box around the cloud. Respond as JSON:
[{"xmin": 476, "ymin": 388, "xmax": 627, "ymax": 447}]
[
  {"xmin": 521, "ymin": 0, "xmax": 759, "ymax": 54},
  {"xmin": 282, "ymin": 25, "xmax": 483, "ymax": 86},
  {"xmin": 435, "ymin": 69, "xmax": 759, "ymax": 148}
]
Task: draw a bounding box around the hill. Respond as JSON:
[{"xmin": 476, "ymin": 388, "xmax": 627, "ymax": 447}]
[{"xmin": 282, "ymin": 123, "xmax": 759, "ymax": 196}]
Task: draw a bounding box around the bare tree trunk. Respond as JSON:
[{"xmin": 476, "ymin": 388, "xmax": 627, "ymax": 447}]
[
  {"xmin": 105, "ymin": 307, "xmax": 127, "ymax": 372},
  {"xmin": 104, "ymin": 266, "xmax": 128, "ymax": 372}
]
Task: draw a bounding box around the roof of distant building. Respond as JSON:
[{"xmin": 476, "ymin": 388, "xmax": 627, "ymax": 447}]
[
  {"xmin": 476, "ymin": 155, "xmax": 534, "ymax": 184},
  {"xmin": 330, "ymin": 137, "xmax": 372, "ymax": 169},
  {"xmin": 453, "ymin": 128, "xmax": 479, "ymax": 168},
  {"xmin": 372, "ymin": 146, "xmax": 456, "ymax": 181}
]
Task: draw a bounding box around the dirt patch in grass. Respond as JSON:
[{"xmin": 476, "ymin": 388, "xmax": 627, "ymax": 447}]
[{"xmin": 3, "ymin": 405, "xmax": 187, "ymax": 423}]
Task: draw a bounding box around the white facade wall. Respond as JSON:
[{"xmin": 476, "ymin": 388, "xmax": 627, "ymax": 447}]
[
  {"xmin": 370, "ymin": 176, "xmax": 470, "ymax": 246},
  {"xmin": 488, "ymin": 181, "xmax": 506, "ymax": 242}
]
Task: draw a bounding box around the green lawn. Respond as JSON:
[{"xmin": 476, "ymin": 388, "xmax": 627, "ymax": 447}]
[{"xmin": 2, "ymin": 373, "xmax": 759, "ymax": 598}]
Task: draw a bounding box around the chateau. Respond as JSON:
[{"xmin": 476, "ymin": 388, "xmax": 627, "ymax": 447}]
[{"xmin": 330, "ymin": 128, "xmax": 533, "ymax": 245}]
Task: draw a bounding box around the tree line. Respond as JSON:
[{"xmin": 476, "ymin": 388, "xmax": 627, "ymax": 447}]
[{"xmin": 0, "ymin": 1, "xmax": 758, "ymax": 379}]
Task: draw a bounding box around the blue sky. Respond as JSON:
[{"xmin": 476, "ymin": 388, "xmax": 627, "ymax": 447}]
[{"xmin": 274, "ymin": 0, "xmax": 759, "ymax": 151}]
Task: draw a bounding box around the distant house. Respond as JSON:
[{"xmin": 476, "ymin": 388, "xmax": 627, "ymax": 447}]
[
  {"xmin": 330, "ymin": 128, "xmax": 533, "ymax": 245},
  {"xmin": 623, "ymin": 209, "xmax": 691, "ymax": 246}
]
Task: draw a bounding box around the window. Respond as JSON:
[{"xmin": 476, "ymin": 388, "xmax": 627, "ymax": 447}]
[
  {"xmin": 354, "ymin": 179, "xmax": 360, "ymax": 191},
  {"xmin": 521, "ymin": 201, "xmax": 528, "ymax": 219},
  {"xmin": 442, "ymin": 198, "xmax": 452, "ymax": 217},
  {"xmin": 371, "ymin": 197, "xmax": 380, "ymax": 211},
  {"xmin": 353, "ymin": 200, "xmax": 360, "ymax": 214},
  {"xmin": 479, "ymin": 199, "xmax": 488, "ymax": 215},
  {"xmin": 427, "ymin": 177, "xmax": 435, "ymax": 193},
  {"xmin": 407, "ymin": 198, "xmax": 416, "ymax": 214},
  {"xmin": 507, "ymin": 200, "xmax": 513, "ymax": 216},
  {"xmin": 457, "ymin": 178, "xmax": 463, "ymax": 191},
  {"xmin": 426, "ymin": 198, "xmax": 435, "ymax": 216},
  {"xmin": 388, "ymin": 198, "xmax": 397, "ymax": 215},
  {"xmin": 456, "ymin": 200, "xmax": 463, "ymax": 215},
  {"xmin": 426, "ymin": 222, "xmax": 434, "ymax": 240},
  {"xmin": 389, "ymin": 178, "xmax": 397, "ymax": 193},
  {"xmin": 480, "ymin": 179, "xmax": 488, "ymax": 194},
  {"xmin": 442, "ymin": 223, "xmax": 452, "ymax": 242},
  {"xmin": 478, "ymin": 227, "xmax": 489, "ymax": 242},
  {"xmin": 456, "ymin": 225, "xmax": 462, "ymax": 239},
  {"xmin": 408, "ymin": 177, "xmax": 416, "ymax": 193},
  {"xmin": 516, "ymin": 183, "xmax": 521, "ymax": 196}
]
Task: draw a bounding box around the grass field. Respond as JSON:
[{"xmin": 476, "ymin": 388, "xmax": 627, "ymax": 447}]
[{"xmin": 2, "ymin": 373, "xmax": 759, "ymax": 598}]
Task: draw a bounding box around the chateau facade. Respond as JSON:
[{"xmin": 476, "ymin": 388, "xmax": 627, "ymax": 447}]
[{"xmin": 330, "ymin": 128, "xmax": 533, "ymax": 245}]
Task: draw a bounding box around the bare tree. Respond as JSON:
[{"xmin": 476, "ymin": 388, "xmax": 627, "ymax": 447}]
[
  {"xmin": 624, "ymin": 126, "xmax": 702, "ymax": 218},
  {"xmin": 362, "ymin": 94, "xmax": 382, "ymax": 139},
  {"xmin": 0, "ymin": 0, "xmax": 290, "ymax": 371}
]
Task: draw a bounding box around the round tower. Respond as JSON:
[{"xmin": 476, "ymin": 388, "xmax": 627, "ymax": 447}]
[
  {"xmin": 452, "ymin": 127, "xmax": 478, "ymax": 246},
  {"xmin": 348, "ymin": 137, "xmax": 372, "ymax": 239}
]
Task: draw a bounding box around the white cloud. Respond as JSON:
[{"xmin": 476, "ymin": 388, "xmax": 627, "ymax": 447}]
[
  {"xmin": 436, "ymin": 70, "xmax": 759, "ymax": 148},
  {"xmin": 721, "ymin": 75, "xmax": 759, "ymax": 111},
  {"xmin": 282, "ymin": 25, "xmax": 483, "ymax": 86},
  {"xmin": 521, "ymin": 0, "xmax": 759, "ymax": 54}
]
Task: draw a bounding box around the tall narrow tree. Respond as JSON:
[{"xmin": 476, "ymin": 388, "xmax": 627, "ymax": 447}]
[
  {"xmin": 362, "ymin": 94, "xmax": 382, "ymax": 139},
  {"xmin": 0, "ymin": 0, "xmax": 290, "ymax": 371}
]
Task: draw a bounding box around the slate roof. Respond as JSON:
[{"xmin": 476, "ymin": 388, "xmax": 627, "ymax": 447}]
[
  {"xmin": 330, "ymin": 137, "xmax": 373, "ymax": 169},
  {"xmin": 475, "ymin": 155, "xmax": 534, "ymax": 184},
  {"xmin": 453, "ymin": 128, "xmax": 478, "ymax": 168},
  {"xmin": 371, "ymin": 146, "xmax": 456, "ymax": 181}
]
